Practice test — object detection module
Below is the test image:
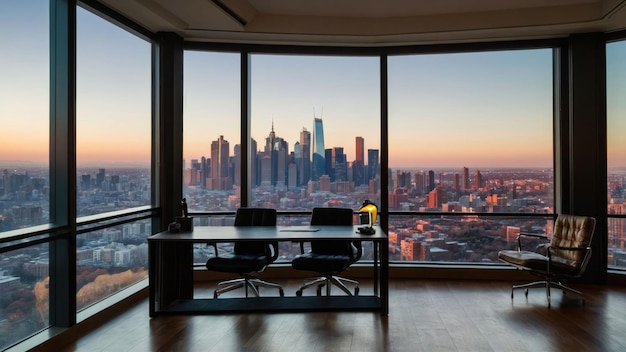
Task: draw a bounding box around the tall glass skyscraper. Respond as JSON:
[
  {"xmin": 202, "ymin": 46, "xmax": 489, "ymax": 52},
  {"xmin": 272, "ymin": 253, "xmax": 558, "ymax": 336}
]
[
  {"xmin": 299, "ymin": 128, "xmax": 311, "ymax": 185},
  {"xmin": 312, "ymin": 117, "xmax": 325, "ymax": 181}
]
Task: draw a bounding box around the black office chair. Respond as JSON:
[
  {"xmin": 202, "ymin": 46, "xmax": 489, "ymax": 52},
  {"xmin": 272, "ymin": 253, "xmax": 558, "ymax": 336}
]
[
  {"xmin": 205, "ymin": 208, "xmax": 284, "ymax": 298},
  {"xmin": 292, "ymin": 207, "xmax": 361, "ymax": 296}
]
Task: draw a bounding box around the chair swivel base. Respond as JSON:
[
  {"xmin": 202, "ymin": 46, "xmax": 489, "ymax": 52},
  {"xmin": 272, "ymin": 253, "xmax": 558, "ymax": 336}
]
[
  {"xmin": 214, "ymin": 275, "xmax": 284, "ymax": 298},
  {"xmin": 295, "ymin": 275, "xmax": 359, "ymax": 296},
  {"xmin": 511, "ymin": 280, "xmax": 584, "ymax": 308}
]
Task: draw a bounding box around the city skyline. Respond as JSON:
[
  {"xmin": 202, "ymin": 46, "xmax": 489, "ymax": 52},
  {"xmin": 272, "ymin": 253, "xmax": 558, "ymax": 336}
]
[
  {"xmin": 1, "ymin": 2, "xmax": 572, "ymax": 170},
  {"xmin": 0, "ymin": 3, "xmax": 623, "ymax": 176}
]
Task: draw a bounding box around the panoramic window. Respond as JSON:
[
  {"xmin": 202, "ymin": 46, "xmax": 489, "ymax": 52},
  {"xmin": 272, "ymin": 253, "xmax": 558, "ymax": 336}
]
[
  {"xmin": 75, "ymin": 7, "xmax": 151, "ymax": 310},
  {"xmin": 387, "ymin": 49, "xmax": 554, "ymax": 263},
  {"xmin": 0, "ymin": 1, "xmax": 51, "ymax": 349},
  {"xmin": 607, "ymin": 39, "xmax": 626, "ymax": 270},
  {"xmin": 247, "ymin": 54, "xmax": 381, "ymax": 262},
  {"xmin": 0, "ymin": 1, "xmax": 50, "ymax": 233},
  {"xmin": 183, "ymin": 51, "xmax": 241, "ymax": 215},
  {"xmin": 76, "ymin": 7, "xmax": 151, "ymax": 217},
  {"xmin": 249, "ymin": 54, "xmax": 381, "ymax": 214}
]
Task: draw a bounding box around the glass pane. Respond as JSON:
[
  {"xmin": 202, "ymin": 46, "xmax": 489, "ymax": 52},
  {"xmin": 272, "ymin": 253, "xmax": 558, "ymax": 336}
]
[
  {"xmin": 183, "ymin": 51, "xmax": 240, "ymax": 212},
  {"xmin": 0, "ymin": 0, "xmax": 50, "ymax": 233},
  {"xmin": 76, "ymin": 219, "xmax": 150, "ymax": 310},
  {"xmin": 250, "ymin": 54, "xmax": 381, "ymax": 212},
  {"xmin": 0, "ymin": 243, "xmax": 49, "ymax": 350},
  {"xmin": 607, "ymin": 39, "xmax": 626, "ymax": 270},
  {"xmin": 76, "ymin": 8, "xmax": 152, "ymax": 217},
  {"xmin": 388, "ymin": 49, "xmax": 554, "ymax": 263},
  {"xmin": 389, "ymin": 214, "xmax": 553, "ymax": 262}
]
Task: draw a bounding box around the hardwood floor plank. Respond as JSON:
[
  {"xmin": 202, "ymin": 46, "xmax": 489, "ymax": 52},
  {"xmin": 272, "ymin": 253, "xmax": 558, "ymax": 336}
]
[{"xmin": 46, "ymin": 280, "xmax": 626, "ymax": 352}]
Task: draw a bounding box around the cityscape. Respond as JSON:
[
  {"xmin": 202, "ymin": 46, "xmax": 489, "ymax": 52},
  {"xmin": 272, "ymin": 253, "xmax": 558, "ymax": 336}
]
[{"xmin": 1, "ymin": 117, "xmax": 626, "ymax": 349}]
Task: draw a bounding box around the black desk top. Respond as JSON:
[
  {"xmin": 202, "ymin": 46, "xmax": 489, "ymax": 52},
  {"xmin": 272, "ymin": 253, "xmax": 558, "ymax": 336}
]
[{"xmin": 149, "ymin": 225, "xmax": 387, "ymax": 242}]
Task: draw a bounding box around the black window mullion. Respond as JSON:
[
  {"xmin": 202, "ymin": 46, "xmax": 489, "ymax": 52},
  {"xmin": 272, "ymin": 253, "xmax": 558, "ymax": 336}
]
[{"xmin": 49, "ymin": 0, "xmax": 77, "ymax": 328}]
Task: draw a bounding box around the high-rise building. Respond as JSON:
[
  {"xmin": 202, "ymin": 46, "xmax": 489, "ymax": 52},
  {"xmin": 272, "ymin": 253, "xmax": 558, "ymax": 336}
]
[
  {"xmin": 209, "ymin": 135, "xmax": 230, "ymax": 190},
  {"xmin": 428, "ymin": 186, "xmax": 447, "ymax": 208},
  {"xmin": 414, "ymin": 171, "xmax": 427, "ymax": 194},
  {"xmin": 473, "ymin": 169, "xmax": 483, "ymax": 189},
  {"xmin": 453, "ymin": 173, "xmax": 460, "ymax": 192},
  {"xmin": 299, "ymin": 128, "xmax": 311, "ymax": 186},
  {"xmin": 97, "ymin": 168, "xmax": 105, "ymax": 188},
  {"xmin": 312, "ymin": 117, "xmax": 325, "ymax": 181},
  {"xmin": 462, "ymin": 167, "xmax": 470, "ymax": 190},
  {"xmin": 354, "ymin": 136, "xmax": 365, "ymax": 186},
  {"xmin": 428, "ymin": 170, "xmax": 435, "ymax": 192},
  {"xmin": 232, "ymin": 146, "xmax": 240, "ymax": 187},
  {"xmin": 333, "ymin": 147, "xmax": 347, "ymax": 181},
  {"xmin": 367, "ymin": 149, "xmax": 379, "ymax": 182},
  {"xmin": 325, "ymin": 148, "xmax": 333, "ymax": 180},
  {"xmin": 249, "ymin": 138, "xmax": 258, "ymax": 186}
]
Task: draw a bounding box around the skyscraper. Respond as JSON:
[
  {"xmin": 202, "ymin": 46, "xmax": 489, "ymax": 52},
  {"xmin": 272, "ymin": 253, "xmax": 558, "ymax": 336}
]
[
  {"xmin": 299, "ymin": 128, "xmax": 311, "ymax": 186},
  {"xmin": 312, "ymin": 117, "xmax": 325, "ymax": 181},
  {"xmin": 367, "ymin": 149, "xmax": 379, "ymax": 181},
  {"xmin": 428, "ymin": 170, "xmax": 435, "ymax": 192},
  {"xmin": 333, "ymin": 147, "xmax": 347, "ymax": 182},
  {"xmin": 462, "ymin": 167, "xmax": 470, "ymax": 190},
  {"xmin": 355, "ymin": 136, "xmax": 364, "ymax": 163},
  {"xmin": 354, "ymin": 136, "xmax": 365, "ymax": 186},
  {"xmin": 210, "ymin": 135, "xmax": 230, "ymax": 190}
]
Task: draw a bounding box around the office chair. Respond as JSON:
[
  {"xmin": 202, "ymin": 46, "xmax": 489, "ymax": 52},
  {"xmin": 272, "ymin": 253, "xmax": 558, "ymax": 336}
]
[
  {"xmin": 498, "ymin": 214, "xmax": 596, "ymax": 307},
  {"xmin": 205, "ymin": 208, "xmax": 284, "ymax": 298},
  {"xmin": 292, "ymin": 207, "xmax": 361, "ymax": 296}
]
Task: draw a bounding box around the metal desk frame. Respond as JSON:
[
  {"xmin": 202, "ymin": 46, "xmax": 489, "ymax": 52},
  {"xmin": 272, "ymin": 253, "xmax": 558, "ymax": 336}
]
[{"xmin": 148, "ymin": 225, "xmax": 388, "ymax": 316}]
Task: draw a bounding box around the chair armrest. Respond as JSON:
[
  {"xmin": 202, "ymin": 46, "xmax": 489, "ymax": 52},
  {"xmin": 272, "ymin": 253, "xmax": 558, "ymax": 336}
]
[
  {"xmin": 350, "ymin": 241, "xmax": 363, "ymax": 262},
  {"xmin": 519, "ymin": 232, "xmax": 549, "ymax": 239},
  {"xmin": 207, "ymin": 242, "xmax": 218, "ymax": 256},
  {"xmin": 267, "ymin": 241, "xmax": 280, "ymax": 262},
  {"xmin": 516, "ymin": 232, "xmax": 549, "ymax": 251}
]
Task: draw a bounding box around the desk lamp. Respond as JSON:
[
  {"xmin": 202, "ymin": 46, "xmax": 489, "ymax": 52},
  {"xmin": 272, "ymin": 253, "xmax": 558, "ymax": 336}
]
[{"xmin": 357, "ymin": 200, "xmax": 378, "ymax": 234}]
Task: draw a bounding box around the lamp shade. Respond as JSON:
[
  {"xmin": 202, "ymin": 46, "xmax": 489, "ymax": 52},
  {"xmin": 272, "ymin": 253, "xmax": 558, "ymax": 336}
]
[{"xmin": 359, "ymin": 200, "xmax": 378, "ymax": 226}]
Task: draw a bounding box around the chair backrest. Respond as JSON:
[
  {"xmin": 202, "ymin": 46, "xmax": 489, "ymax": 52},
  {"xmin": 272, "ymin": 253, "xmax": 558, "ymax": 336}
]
[
  {"xmin": 310, "ymin": 207, "xmax": 354, "ymax": 226},
  {"xmin": 550, "ymin": 214, "xmax": 596, "ymax": 269},
  {"xmin": 234, "ymin": 207, "xmax": 277, "ymax": 227},
  {"xmin": 233, "ymin": 208, "xmax": 277, "ymax": 256},
  {"xmin": 310, "ymin": 207, "xmax": 357, "ymax": 256}
]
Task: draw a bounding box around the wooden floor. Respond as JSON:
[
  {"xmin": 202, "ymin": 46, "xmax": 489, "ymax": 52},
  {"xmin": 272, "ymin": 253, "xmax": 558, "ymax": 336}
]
[{"xmin": 51, "ymin": 279, "xmax": 626, "ymax": 352}]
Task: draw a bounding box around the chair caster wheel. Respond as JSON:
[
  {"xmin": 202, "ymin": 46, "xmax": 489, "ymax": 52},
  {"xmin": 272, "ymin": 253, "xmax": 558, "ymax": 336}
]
[
  {"xmin": 213, "ymin": 292, "xmax": 219, "ymax": 299},
  {"xmin": 354, "ymin": 287, "xmax": 359, "ymax": 296},
  {"xmin": 296, "ymin": 289, "xmax": 303, "ymax": 296}
]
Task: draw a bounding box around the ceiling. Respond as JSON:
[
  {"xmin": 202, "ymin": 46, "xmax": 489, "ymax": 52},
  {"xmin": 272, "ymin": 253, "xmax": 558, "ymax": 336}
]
[{"xmin": 96, "ymin": 0, "xmax": 626, "ymax": 46}]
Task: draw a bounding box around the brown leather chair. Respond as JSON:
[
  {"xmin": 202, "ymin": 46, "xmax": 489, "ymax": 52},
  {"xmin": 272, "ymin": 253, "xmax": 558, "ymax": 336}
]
[{"xmin": 498, "ymin": 214, "xmax": 596, "ymax": 307}]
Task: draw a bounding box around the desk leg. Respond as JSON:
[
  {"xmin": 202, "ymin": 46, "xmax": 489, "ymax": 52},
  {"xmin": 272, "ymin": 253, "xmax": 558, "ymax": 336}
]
[
  {"xmin": 149, "ymin": 241, "xmax": 157, "ymax": 317},
  {"xmin": 381, "ymin": 238, "xmax": 389, "ymax": 315},
  {"xmin": 149, "ymin": 241, "xmax": 193, "ymax": 317},
  {"xmin": 373, "ymin": 241, "xmax": 379, "ymax": 296}
]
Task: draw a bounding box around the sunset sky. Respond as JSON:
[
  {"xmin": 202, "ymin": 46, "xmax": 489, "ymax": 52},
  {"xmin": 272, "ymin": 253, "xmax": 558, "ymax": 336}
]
[{"xmin": 2, "ymin": 1, "xmax": 625, "ymax": 170}]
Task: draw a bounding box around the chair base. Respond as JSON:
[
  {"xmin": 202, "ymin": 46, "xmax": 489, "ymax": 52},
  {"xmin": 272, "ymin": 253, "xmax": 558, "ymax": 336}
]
[
  {"xmin": 511, "ymin": 280, "xmax": 585, "ymax": 308},
  {"xmin": 295, "ymin": 274, "xmax": 359, "ymax": 296},
  {"xmin": 214, "ymin": 275, "xmax": 284, "ymax": 298}
]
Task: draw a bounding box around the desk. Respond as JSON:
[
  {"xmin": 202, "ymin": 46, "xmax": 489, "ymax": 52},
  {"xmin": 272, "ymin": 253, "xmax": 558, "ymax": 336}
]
[{"xmin": 148, "ymin": 225, "xmax": 388, "ymax": 316}]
